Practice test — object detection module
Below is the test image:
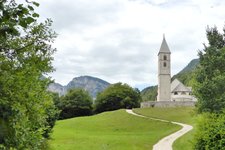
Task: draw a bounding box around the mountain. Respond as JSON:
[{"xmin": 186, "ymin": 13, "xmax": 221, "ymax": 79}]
[
  {"xmin": 171, "ymin": 58, "xmax": 199, "ymax": 86},
  {"xmin": 48, "ymin": 82, "xmax": 66, "ymax": 96},
  {"xmin": 66, "ymin": 76, "xmax": 110, "ymax": 98},
  {"xmin": 48, "ymin": 76, "xmax": 110, "ymax": 98},
  {"xmin": 141, "ymin": 85, "xmax": 157, "ymax": 101},
  {"xmin": 178, "ymin": 58, "xmax": 199, "ymax": 74},
  {"xmin": 141, "ymin": 58, "xmax": 200, "ymax": 101}
]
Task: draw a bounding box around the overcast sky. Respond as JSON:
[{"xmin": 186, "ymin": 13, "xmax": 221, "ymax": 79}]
[{"xmin": 36, "ymin": 0, "xmax": 225, "ymax": 90}]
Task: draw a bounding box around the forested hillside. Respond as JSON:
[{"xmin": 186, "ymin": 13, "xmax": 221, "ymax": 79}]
[
  {"xmin": 141, "ymin": 86, "xmax": 157, "ymax": 101},
  {"xmin": 172, "ymin": 59, "xmax": 199, "ymax": 86}
]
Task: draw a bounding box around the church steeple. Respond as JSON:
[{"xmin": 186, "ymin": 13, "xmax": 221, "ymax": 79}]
[
  {"xmin": 158, "ymin": 34, "xmax": 171, "ymax": 54},
  {"xmin": 157, "ymin": 35, "xmax": 171, "ymax": 101}
]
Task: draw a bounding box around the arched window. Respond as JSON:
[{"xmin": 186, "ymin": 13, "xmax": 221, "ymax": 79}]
[
  {"xmin": 163, "ymin": 55, "xmax": 167, "ymax": 60},
  {"xmin": 163, "ymin": 62, "xmax": 167, "ymax": 67}
]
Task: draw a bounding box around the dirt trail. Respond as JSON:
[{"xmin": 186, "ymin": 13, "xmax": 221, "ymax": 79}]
[{"xmin": 126, "ymin": 109, "xmax": 193, "ymax": 150}]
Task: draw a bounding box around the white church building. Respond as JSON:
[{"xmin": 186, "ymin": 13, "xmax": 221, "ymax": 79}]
[
  {"xmin": 157, "ymin": 35, "xmax": 196, "ymax": 102},
  {"xmin": 171, "ymin": 79, "xmax": 196, "ymax": 102}
]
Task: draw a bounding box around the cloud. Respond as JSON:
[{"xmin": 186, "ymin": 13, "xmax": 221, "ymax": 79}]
[
  {"xmin": 37, "ymin": 0, "xmax": 123, "ymax": 32},
  {"xmin": 36, "ymin": 0, "xmax": 225, "ymax": 89}
]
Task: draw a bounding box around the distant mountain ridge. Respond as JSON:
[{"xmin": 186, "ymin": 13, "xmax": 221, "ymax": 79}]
[
  {"xmin": 48, "ymin": 76, "xmax": 110, "ymax": 98},
  {"xmin": 48, "ymin": 82, "xmax": 65, "ymax": 96},
  {"xmin": 179, "ymin": 58, "xmax": 199, "ymax": 74},
  {"xmin": 171, "ymin": 58, "xmax": 199, "ymax": 86}
]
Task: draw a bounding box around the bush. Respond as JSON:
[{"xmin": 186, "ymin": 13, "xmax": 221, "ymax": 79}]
[
  {"xmin": 59, "ymin": 89, "xmax": 93, "ymax": 119},
  {"xmin": 194, "ymin": 111, "xmax": 225, "ymax": 150},
  {"xmin": 94, "ymin": 83, "xmax": 141, "ymax": 113}
]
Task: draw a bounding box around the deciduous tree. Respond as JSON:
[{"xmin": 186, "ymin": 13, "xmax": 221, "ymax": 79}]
[
  {"xmin": 94, "ymin": 83, "xmax": 141, "ymax": 113},
  {"xmin": 0, "ymin": 0, "xmax": 58, "ymax": 149},
  {"xmin": 59, "ymin": 89, "xmax": 93, "ymax": 119}
]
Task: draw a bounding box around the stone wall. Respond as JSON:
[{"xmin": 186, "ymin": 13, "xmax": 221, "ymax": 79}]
[{"xmin": 141, "ymin": 101, "xmax": 196, "ymax": 108}]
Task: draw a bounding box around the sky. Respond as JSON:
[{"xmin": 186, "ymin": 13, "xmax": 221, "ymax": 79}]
[{"xmin": 35, "ymin": 0, "xmax": 225, "ymax": 90}]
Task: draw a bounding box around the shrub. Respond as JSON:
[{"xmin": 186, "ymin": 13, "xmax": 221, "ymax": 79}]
[{"xmin": 194, "ymin": 111, "xmax": 225, "ymax": 150}]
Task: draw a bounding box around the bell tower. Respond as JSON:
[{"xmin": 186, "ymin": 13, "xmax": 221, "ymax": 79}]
[{"xmin": 157, "ymin": 35, "xmax": 171, "ymax": 101}]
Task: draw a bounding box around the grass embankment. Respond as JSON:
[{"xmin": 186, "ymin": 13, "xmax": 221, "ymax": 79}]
[
  {"xmin": 133, "ymin": 107, "xmax": 198, "ymax": 150},
  {"xmin": 48, "ymin": 109, "xmax": 180, "ymax": 150}
]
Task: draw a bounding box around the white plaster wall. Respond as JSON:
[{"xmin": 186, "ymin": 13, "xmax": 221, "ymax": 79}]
[{"xmin": 158, "ymin": 75, "xmax": 171, "ymax": 101}]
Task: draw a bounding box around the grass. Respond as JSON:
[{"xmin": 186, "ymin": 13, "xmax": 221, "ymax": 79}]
[
  {"xmin": 48, "ymin": 109, "xmax": 181, "ymax": 150},
  {"xmin": 133, "ymin": 107, "xmax": 199, "ymax": 150}
]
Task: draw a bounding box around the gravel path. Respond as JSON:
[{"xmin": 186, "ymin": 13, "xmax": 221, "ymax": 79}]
[{"xmin": 126, "ymin": 109, "xmax": 193, "ymax": 150}]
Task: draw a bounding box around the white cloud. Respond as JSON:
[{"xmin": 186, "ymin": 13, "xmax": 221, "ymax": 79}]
[{"xmin": 35, "ymin": 0, "xmax": 225, "ymax": 89}]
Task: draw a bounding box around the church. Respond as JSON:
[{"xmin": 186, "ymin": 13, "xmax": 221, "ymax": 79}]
[{"xmin": 157, "ymin": 35, "xmax": 196, "ymax": 102}]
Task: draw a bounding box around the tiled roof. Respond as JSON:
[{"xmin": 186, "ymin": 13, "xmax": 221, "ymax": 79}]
[{"xmin": 171, "ymin": 79, "xmax": 191, "ymax": 92}]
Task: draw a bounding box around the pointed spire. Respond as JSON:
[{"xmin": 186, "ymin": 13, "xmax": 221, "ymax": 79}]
[{"xmin": 158, "ymin": 34, "xmax": 171, "ymax": 54}]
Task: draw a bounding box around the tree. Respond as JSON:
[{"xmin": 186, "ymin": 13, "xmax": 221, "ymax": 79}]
[
  {"xmin": 193, "ymin": 25, "xmax": 225, "ymax": 150},
  {"xmin": 59, "ymin": 89, "xmax": 93, "ymax": 119},
  {"xmin": 194, "ymin": 26, "xmax": 225, "ymax": 113},
  {"xmin": 49, "ymin": 91, "xmax": 61, "ymax": 109},
  {"xmin": 94, "ymin": 83, "xmax": 141, "ymax": 113},
  {"xmin": 0, "ymin": 0, "xmax": 57, "ymax": 149}
]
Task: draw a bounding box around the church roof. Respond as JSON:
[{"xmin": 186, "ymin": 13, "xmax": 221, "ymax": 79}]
[
  {"xmin": 171, "ymin": 79, "xmax": 191, "ymax": 93},
  {"xmin": 158, "ymin": 35, "xmax": 171, "ymax": 54}
]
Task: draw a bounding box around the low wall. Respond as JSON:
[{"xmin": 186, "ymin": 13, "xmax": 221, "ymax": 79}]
[{"xmin": 141, "ymin": 101, "xmax": 196, "ymax": 108}]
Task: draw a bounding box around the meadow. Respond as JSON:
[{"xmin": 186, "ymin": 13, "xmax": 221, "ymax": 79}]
[{"xmin": 48, "ymin": 109, "xmax": 180, "ymax": 150}]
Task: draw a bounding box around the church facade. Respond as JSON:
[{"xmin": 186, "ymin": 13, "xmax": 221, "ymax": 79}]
[{"xmin": 157, "ymin": 36, "xmax": 196, "ymax": 102}]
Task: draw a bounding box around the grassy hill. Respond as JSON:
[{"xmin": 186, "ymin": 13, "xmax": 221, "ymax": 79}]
[{"xmin": 48, "ymin": 109, "xmax": 180, "ymax": 150}]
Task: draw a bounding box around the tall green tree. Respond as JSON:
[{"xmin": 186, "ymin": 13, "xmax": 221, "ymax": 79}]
[
  {"xmin": 94, "ymin": 83, "xmax": 141, "ymax": 113},
  {"xmin": 194, "ymin": 26, "xmax": 225, "ymax": 113},
  {"xmin": 0, "ymin": 0, "xmax": 57, "ymax": 149},
  {"xmin": 59, "ymin": 89, "xmax": 93, "ymax": 119},
  {"xmin": 193, "ymin": 25, "xmax": 225, "ymax": 150}
]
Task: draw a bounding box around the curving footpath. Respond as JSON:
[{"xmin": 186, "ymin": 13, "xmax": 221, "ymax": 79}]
[{"xmin": 126, "ymin": 109, "xmax": 193, "ymax": 150}]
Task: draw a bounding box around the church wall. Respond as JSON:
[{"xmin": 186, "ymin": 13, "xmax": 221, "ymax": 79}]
[
  {"xmin": 171, "ymin": 94, "xmax": 197, "ymax": 102},
  {"xmin": 158, "ymin": 75, "xmax": 171, "ymax": 101},
  {"xmin": 141, "ymin": 101, "xmax": 196, "ymax": 108}
]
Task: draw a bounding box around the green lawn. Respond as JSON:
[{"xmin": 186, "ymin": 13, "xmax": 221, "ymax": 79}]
[
  {"xmin": 48, "ymin": 109, "xmax": 180, "ymax": 150},
  {"xmin": 133, "ymin": 107, "xmax": 198, "ymax": 150}
]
